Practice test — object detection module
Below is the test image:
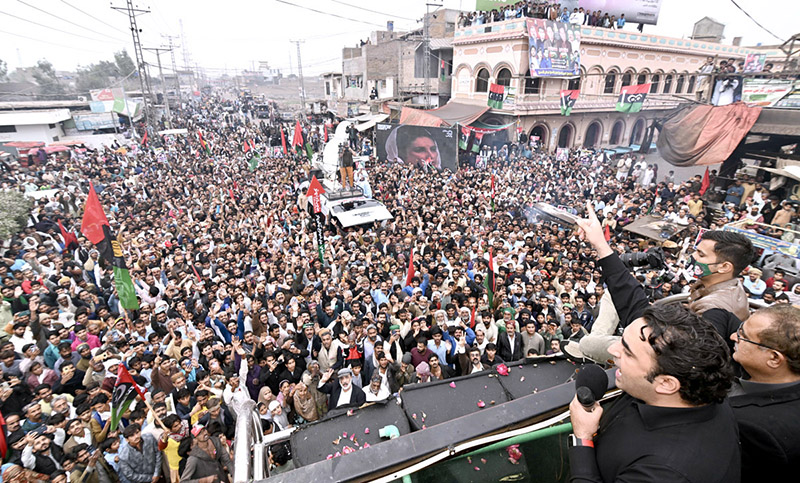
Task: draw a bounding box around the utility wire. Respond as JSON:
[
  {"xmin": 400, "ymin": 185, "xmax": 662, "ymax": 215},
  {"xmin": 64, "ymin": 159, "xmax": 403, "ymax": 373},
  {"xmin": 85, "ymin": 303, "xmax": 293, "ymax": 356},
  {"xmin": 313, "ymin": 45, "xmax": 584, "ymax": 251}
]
[
  {"xmin": 729, "ymin": 0, "xmax": 785, "ymax": 43},
  {"xmin": 272, "ymin": 0, "xmax": 384, "ymax": 28},
  {"xmin": 0, "ymin": 10, "xmax": 127, "ymax": 44},
  {"xmin": 0, "ymin": 28, "xmax": 116, "ymax": 55},
  {"xmin": 16, "ymin": 0, "xmax": 129, "ymax": 43},
  {"xmin": 59, "ymin": 0, "xmax": 130, "ymax": 36},
  {"xmin": 329, "ymin": 0, "xmax": 416, "ymax": 22}
]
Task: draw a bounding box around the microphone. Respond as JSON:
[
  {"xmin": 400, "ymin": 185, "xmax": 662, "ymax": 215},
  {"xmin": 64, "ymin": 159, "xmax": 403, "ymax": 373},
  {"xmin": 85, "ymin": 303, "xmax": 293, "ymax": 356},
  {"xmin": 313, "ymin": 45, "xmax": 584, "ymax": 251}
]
[{"xmin": 575, "ymin": 364, "xmax": 609, "ymax": 412}]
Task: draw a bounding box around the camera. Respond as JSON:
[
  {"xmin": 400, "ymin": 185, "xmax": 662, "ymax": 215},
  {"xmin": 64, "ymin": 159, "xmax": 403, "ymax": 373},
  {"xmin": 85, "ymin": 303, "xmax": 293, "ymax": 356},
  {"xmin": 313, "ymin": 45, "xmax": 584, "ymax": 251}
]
[{"xmin": 620, "ymin": 247, "xmax": 666, "ymax": 271}]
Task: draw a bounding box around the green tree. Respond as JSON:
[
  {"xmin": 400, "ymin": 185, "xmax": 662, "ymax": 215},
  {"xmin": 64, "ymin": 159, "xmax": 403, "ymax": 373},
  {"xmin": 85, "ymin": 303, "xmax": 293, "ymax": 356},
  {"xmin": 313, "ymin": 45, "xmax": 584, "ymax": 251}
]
[
  {"xmin": 115, "ymin": 49, "xmax": 136, "ymax": 76},
  {"xmin": 32, "ymin": 59, "xmax": 64, "ymax": 96},
  {"xmin": 0, "ymin": 191, "xmax": 33, "ymax": 241},
  {"xmin": 0, "ymin": 59, "xmax": 7, "ymax": 81}
]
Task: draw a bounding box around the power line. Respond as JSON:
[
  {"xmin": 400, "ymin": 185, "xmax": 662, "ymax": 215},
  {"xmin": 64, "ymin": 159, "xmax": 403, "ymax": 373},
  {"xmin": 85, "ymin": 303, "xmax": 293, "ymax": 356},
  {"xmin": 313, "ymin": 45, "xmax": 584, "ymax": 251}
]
[
  {"xmin": 272, "ymin": 0, "xmax": 384, "ymax": 28},
  {"xmin": 329, "ymin": 0, "xmax": 416, "ymax": 22},
  {"xmin": 0, "ymin": 10, "xmax": 127, "ymax": 44},
  {"xmin": 729, "ymin": 0, "xmax": 785, "ymax": 43},
  {"xmin": 16, "ymin": 0, "xmax": 129, "ymax": 43},
  {"xmin": 0, "ymin": 28, "xmax": 115, "ymax": 55},
  {"xmin": 59, "ymin": 0, "xmax": 130, "ymax": 36}
]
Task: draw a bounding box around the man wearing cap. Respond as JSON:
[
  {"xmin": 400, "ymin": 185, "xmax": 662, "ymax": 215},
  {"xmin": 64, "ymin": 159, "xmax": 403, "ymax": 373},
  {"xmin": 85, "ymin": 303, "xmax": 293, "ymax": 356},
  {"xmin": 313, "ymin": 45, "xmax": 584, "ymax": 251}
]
[
  {"xmin": 179, "ymin": 424, "xmax": 233, "ymax": 483},
  {"xmin": 743, "ymin": 269, "xmax": 767, "ymax": 299},
  {"xmin": 318, "ymin": 367, "xmax": 366, "ymax": 409}
]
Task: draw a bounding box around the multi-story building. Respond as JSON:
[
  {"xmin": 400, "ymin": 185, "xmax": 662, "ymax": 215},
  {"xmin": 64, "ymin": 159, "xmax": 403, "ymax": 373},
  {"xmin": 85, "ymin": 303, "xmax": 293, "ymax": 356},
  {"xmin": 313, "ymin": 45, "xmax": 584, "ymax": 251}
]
[{"xmin": 450, "ymin": 18, "xmax": 790, "ymax": 151}]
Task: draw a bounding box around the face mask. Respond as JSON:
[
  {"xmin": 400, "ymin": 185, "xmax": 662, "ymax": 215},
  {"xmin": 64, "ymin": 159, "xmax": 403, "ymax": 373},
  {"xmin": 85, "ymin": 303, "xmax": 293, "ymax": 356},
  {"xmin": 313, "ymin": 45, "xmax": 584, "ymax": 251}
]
[{"xmin": 689, "ymin": 256, "xmax": 717, "ymax": 278}]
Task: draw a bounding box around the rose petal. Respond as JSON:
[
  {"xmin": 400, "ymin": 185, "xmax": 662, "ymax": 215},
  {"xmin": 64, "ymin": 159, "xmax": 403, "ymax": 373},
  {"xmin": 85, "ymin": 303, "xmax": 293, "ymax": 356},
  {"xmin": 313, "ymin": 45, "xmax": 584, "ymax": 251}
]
[
  {"xmin": 364, "ymin": 428, "xmax": 370, "ymax": 434},
  {"xmin": 449, "ymin": 382, "xmax": 457, "ymax": 388}
]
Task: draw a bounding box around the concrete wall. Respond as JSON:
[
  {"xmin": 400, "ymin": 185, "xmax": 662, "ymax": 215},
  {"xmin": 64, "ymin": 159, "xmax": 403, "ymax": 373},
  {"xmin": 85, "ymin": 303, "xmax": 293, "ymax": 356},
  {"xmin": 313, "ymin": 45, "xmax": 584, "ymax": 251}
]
[{"xmin": 0, "ymin": 123, "xmax": 64, "ymax": 144}]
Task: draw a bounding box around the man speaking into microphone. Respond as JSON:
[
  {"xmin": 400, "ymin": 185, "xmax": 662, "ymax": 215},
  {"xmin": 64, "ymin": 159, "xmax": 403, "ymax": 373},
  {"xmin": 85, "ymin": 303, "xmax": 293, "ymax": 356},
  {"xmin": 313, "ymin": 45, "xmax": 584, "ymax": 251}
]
[{"xmin": 567, "ymin": 203, "xmax": 741, "ymax": 482}]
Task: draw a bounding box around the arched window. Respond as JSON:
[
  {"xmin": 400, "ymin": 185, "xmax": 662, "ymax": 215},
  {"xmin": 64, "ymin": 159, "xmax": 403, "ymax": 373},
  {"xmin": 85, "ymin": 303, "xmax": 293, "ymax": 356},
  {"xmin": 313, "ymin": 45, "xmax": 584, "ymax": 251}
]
[
  {"xmin": 567, "ymin": 76, "xmax": 581, "ymax": 90},
  {"xmin": 675, "ymin": 75, "xmax": 685, "ymax": 94},
  {"xmin": 636, "ymin": 73, "xmax": 647, "ymax": 85},
  {"xmin": 476, "ymin": 68, "xmax": 490, "ymax": 92},
  {"xmin": 663, "ymin": 74, "xmax": 673, "ymax": 93},
  {"xmin": 524, "ymin": 71, "xmax": 541, "ymax": 94},
  {"xmin": 621, "ymin": 72, "xmax": 633, "ymax": 89},
  {"xmin": 604, "ymin": 71, "xmax": 617, "ymax": 94},
  {"xmin": 687, "ymin": 76, "xmax": 696, "ymax": 93},
  {"xmin": 650, "ymin": 74, "xmax": 660, "ymax": 93},
  {"xmin": 610, "ymin": 120, "xmax": 624, "ymax": 145},
  {"xmin": 496, "ymin": 68, "xmax": 512, "ymax": 87}
]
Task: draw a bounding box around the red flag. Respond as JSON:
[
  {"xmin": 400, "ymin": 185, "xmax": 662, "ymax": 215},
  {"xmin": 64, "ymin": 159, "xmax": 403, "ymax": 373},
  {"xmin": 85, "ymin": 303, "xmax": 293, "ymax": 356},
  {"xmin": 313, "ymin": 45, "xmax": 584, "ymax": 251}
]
[
  {"xmin": 80, "ymin": 183, "xmax": 109, "ymax": 245},
  {"xmin": 469, "ymin": 306, "xmax": 476, "ymax": 329},
  {"xmin": 405, "ymin": 250, "xmax": 415, "ymax": 288},
  {"xmin": 292, "ymin": 120, "xmax": 304, "ymax": 147},
  {"xmin": 58, "ymin": 221, "xmax": 79, "ymax": 251},
  {"xmin": 281, "ymin": 129, "xmax": 288, "ymax": 155},
  {"xmin": 0, "ymin": 409, "xmax": 7, "ymax": 459},
  {"xmin": 604, "ymin": 224, "xmax": 611, "ymax": 241},
  {"xmin": 141, "ymin": 131, "xmax": 148, "ymax": 146},
  {"xmin": 324, "ymin": 124, "xmax": 328, "ymax": 142},
  {"xmin": 699, "ymin": 167, "xmax": 710, "ymax": 195},
  {"xmin": 244, "ymin": 140, "xmax": 250, "ymax": 153}
]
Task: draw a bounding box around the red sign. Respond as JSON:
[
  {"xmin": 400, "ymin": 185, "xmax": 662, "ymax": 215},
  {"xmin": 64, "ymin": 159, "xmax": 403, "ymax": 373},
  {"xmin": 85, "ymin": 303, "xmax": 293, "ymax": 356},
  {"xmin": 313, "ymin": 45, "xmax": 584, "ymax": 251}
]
[{"xmin": 306, "ymin": 176, "xmax": 325, "ymax": 214}]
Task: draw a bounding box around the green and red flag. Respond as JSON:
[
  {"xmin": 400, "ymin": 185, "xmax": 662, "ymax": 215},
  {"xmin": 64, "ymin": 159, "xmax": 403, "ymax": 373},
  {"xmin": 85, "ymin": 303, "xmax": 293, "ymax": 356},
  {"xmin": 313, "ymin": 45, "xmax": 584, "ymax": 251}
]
[
  {"xmin": 484, "ymin": 250, "xmax": 495, "ymax": 307},
  {"xmin": 281, "ymin": 128, "xmax": 288, "ymax": 155},
  {"xmin": 616, "ymin": 83, "xmax": 650, "ymax": 113},
  {"xmin": 488, "ymin": 83, "xmax": 505, "ymax": 109},
  {"xmin": 81, "ymin": 183, "xmax": 139, "ymax": 310},
  {"xmin": 471, "ymin": 132, "xmax": 484, "ymax": 153},
  {"xmin": 559, "ymin": 89, "xmax": 579, "ymax": 116},
  {"xmin": 110, "ymin": 365, "xmax": 146, "ymax": 431},
  {"xmin": 440, "ymin": 59, "xmax": 446, "ymax": 82},
  {"xmin": 459, "ymin": 126, "xmax": 470, "ymax": 150},
  {"xmin": 197, "ymin": 130, "xmax": 211, "ymax": 155}
]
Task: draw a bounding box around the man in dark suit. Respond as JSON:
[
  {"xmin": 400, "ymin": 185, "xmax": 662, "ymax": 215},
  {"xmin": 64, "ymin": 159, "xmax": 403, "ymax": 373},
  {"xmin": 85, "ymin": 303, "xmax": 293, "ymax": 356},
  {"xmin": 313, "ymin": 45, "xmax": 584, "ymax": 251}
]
[
  {"xmin": 730, "ymin": 304, "xmax": 800, "ymax": 482},
  {"xmin": 457, "ymin": 346, "xmax": 491, "ymax": 375},
  {"xmin": 497, "ymin": 320, "xmax": 523, "ymax": 362},
  {"xmin": 318, "ymin": 367, "xmax": 366, "ymax": 409}
]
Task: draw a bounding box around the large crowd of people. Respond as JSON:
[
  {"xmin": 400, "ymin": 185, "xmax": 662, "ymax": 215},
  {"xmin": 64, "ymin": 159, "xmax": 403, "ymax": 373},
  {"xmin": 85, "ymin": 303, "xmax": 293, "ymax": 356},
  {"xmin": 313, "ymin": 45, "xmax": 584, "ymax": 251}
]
[
  {"xmin": 0, "ymin": 90, "xmax": 797, "ymax": 482},
  {"xmin": 459, "ymin": 1, "xmax": 633, "ymax": 30}
]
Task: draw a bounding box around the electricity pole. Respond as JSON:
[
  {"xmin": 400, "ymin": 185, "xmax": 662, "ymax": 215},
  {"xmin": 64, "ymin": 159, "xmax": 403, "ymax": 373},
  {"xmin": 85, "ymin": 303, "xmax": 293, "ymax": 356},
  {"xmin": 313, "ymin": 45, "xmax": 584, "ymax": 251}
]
[
  {"xmin": 291, "ymin": 40, "xmax": 306, "ymax": 113},
  {"xmin": 143, "ymin": 47, "xmax": 172, "ymax": 126},
  {"xmin": 423, "ymin": 2, "xmax": 443, "ymax": 109},
  {"xmin": 112, "ymin": 0, "xmax": 153, "ymax": 132},
  {"xmin": 163, "ymin": 34, "xmax": 182, "ymax": 104}
]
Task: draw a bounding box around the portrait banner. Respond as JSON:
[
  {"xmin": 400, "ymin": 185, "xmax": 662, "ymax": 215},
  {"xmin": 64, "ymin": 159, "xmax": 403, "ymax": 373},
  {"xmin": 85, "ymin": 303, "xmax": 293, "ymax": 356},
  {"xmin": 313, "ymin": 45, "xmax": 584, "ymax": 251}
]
[
  {"xmin": 376, "ymin": 123, "xmax": 458, "ymax": 172},
  {"xmin": 526, "ymin": 18, "xmax": 581, "ymax": 78}
]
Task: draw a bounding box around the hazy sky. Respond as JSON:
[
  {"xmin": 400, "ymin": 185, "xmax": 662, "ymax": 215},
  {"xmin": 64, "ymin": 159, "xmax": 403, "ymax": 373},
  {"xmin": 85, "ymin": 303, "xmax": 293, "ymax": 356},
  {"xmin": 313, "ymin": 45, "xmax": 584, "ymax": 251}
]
[{"xmin": 0, "ymin": 0, "xmax": 793, "ymax": 78}]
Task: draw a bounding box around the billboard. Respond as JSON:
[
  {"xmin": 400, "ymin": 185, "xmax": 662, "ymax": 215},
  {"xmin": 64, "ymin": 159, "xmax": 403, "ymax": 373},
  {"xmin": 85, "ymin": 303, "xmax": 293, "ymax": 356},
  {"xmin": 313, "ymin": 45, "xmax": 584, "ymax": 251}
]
[
  {"xmin": 526, "ymin": 18, "xmax": 581, "ymax": 78},
  {"xmin": 579, "ymin": 0, "xmax": 663, "ymax": 25},
  {"xmin": 376, "ymin": 123, "xmax": 458, "ymax": 172},
  {"xmin": 742, "ymin": 79, "xmax": 800, "ymax": 108}
]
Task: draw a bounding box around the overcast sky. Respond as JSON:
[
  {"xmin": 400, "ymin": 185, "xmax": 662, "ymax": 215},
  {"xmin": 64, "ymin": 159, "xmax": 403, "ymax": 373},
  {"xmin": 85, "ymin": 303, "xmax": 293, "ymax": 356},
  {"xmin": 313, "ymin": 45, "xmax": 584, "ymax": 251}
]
[{"xmin": 0, "ymin": 0, "xmax": 793, "ymax": 78}]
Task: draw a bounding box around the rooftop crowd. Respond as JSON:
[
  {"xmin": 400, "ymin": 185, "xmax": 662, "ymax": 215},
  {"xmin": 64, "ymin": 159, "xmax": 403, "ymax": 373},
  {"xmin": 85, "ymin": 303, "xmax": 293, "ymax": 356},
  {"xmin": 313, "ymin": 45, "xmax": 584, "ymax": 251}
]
[
  {"xmin": 459, "ymin": 1, "xmax": 633, "ymax": 30},
  {"xmin": 0, "ymin": 90, "xmax": 797, "ymax": 482}
]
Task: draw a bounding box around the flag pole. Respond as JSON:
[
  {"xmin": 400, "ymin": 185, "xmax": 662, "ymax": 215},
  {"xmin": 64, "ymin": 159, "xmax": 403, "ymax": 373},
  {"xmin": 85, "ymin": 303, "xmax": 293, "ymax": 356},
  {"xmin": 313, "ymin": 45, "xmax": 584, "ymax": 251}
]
[{"xmin": 139, "ymin": 395, "xmax": 169, "ymax": 432}]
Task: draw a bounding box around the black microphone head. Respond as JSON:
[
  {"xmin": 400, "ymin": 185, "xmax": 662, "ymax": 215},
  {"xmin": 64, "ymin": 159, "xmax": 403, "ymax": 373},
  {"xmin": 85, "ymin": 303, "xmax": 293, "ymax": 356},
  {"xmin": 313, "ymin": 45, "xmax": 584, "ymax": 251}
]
[{"xmin": 575, "ymin": 364, "xmax": 609, "ymax": 403}]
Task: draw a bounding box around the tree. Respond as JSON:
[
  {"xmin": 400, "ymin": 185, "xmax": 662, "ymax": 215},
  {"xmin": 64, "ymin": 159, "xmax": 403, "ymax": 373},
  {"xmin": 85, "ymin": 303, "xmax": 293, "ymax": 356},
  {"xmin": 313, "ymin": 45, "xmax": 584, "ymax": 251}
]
[
  {"xmin": 0, "ymin": 59, "xmax": 7, "ymax": 81},
  {"xmin": 32, "ymin": 59, "xmax": 64, "ymax": 96},
  {"xmin": 0, "ymin": 191, "xmax": 33, "ymax": 241},
  {"xmin": 115, "ymin": 49, "xmax": 136, "ymax": 77}
]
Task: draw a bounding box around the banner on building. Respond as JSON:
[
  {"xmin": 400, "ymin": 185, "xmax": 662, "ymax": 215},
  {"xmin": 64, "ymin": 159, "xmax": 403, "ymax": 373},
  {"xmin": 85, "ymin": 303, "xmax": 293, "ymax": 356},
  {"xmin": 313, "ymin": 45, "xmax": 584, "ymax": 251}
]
[
  {"xmin": 742, "ymin": 79, "xmax": 800, "ymax": 108},
  {"xmin": 579, "ymin": 0, "xmax": 663, "ymax": 25},
  {"xmin": 556, "ymin": 148, "xmax": 569, "ymax": 161},
  {"xmin": 503, "ymin": 86, "xmax": 517, "ymax": 110},
  {"xmin": 526, "ymin": 18, "xmax": 581, "ymax": 78},
  {"xmin": 488, "ymin": 83, "xmax": 505, "ymax": 109},
  {"xmin": 376, "ymin": 123, "xmax": 458, "ymax": 172}
]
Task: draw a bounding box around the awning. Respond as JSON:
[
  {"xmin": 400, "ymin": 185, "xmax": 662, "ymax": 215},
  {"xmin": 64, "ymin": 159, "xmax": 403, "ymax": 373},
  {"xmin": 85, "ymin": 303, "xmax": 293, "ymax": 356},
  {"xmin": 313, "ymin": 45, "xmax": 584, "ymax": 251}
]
[
  {"xmin": 400, "ymin": 101, "xmax": 489, "ymax": 127},
  {"xmin": 350, "ymin": 113, "xmax": 374, "ymax": 122},
  {"xmin": 3, "ymin": 141, "xmax": 44, "ymax": 148},
  {"xmin": 656, "ymin": 103, "xmax": 762, "ymax": 167},
  {"xmin": 355, "ymin": 114, "xmax": 388, "ymax": 132}
]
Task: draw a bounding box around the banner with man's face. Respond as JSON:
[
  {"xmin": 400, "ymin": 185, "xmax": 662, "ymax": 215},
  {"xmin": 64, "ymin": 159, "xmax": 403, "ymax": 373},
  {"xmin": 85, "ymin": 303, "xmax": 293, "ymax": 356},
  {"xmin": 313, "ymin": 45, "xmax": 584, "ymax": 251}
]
[{"xmin": 376, "ymin": 123, "xmax": 458, "ymax": 172}]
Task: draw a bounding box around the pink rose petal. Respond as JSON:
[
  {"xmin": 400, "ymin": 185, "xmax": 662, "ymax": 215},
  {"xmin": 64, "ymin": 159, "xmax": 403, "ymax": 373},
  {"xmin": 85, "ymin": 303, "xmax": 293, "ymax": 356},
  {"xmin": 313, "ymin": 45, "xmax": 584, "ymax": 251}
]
[
  {"xmin": 449, "ymin": 382, "xmax": 456, "ymax": 388},
  {"xmin": 364, "ymin": 428, "xmax": 370, "ymax": 434},
  {"xmin": 477, "ymin": 400, "xmax": 486, "ymax": 408},
  {"xmin": 343, "ymin": 432, "xmax": 347, "ymax": 438},
  {"xmin": 474, "ymin": 467, "xmax": 481, "ymax": 471}
]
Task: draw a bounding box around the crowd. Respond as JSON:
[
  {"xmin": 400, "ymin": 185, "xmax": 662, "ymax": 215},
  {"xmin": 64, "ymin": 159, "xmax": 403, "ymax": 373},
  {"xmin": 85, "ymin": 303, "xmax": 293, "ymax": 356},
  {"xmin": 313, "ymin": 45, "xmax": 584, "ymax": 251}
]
[
  {"xmin": 459, "ymin": 1, "xmax": 632, "ymax": 30},
  {"xmin": 0, "ymin": 89, "xmax": 796, "ymax": 482}
]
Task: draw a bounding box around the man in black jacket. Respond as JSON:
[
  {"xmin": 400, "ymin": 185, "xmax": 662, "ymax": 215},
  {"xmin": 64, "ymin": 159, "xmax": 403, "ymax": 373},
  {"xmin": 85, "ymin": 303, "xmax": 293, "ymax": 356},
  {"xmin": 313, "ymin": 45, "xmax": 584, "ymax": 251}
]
[
  {"xmin": 497, "ymin": 320, "xmax": 524, "ymax": 362},
  {"xmin": 318, "ymin": 367, "xmax": 366, "ymax": 409},
  {"xmin": 567, "ymin": 202, "xmax": 740, "ymax": 482},
  {"xmin": 729, "ymin": 304, "xmax": 800, "ymax": 482}
]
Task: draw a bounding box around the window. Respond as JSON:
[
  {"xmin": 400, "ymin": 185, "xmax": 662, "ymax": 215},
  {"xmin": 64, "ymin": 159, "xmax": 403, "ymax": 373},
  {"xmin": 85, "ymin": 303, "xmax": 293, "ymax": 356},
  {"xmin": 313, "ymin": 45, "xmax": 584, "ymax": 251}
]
[
  {"xmin": 650, "ymin": 75, "xmax": 660, "ymax": 93},
  {"xmin": 48, "ymin": 123, "xmax": 56, "ymax": 128},
  {"xmin": 476, "ymin": 68, "xmax": 490, "ymax": 92},
  {"xmin": 675, "ymin": 75, "xmax": 685, "ymax": 94},
  {"xmin": 636, "ymin": 73, "xmax": 647, "ymax": 85},
  {"xmin": 687, "ymin": 76, "xmax": 696, "ymax": 93},
  {"xmin": 621, "ymin": 72, "xmax": 632, "ymax": 89},
  {"xmin": 603, "ymin": 72, "xmax": 617, "ymax": 94},
  {"xmin": 524, "ymin": 71, "xmax": 541, "ymax": 94},
  {"xmin": 496, "ymin": 68, "xmax": 512, "ymax": 87},
  {"xmin": 663, "ymin": 75, "xmax": 673, "ymax": 93},
  {"xmin": 0, "ymin": 125, "xmax": 17, "ymax": 133},
  {"xmin": 567, "ymin": 76, "xmax": 581, "ymax": 90},
  {"xmin": 325, "ymin": 82, "xmax": 331, "ymax": 96}
]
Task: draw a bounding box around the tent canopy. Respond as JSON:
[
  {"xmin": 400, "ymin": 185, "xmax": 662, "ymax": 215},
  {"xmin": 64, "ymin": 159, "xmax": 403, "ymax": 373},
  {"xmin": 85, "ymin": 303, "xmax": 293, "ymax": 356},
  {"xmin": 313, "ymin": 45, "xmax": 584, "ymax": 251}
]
[
  {"xmin": 400, "ymin": 101, "xmax": 489, "ymax": 127},
  {"xmin": 355, "ymin": 114, "xmax": 389, "ymax": 132}
]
